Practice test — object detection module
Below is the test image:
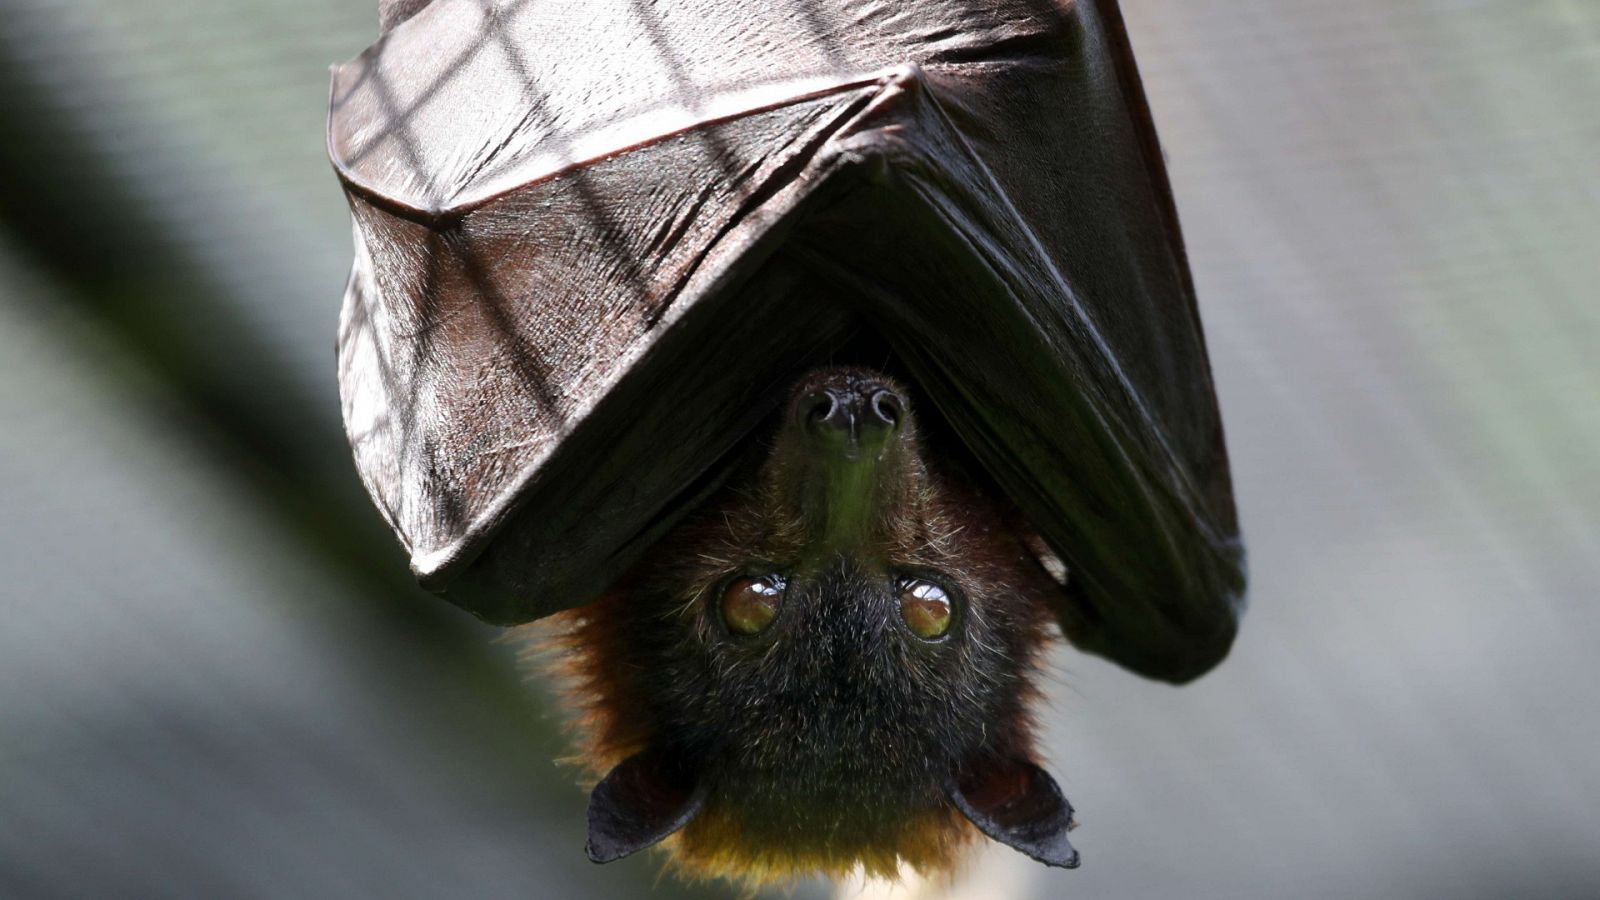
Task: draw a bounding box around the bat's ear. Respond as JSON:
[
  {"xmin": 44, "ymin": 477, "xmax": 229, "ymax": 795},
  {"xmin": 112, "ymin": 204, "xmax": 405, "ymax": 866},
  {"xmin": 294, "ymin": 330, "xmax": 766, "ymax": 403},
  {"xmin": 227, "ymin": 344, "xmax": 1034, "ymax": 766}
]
[
  {"xmin": 586, "ymin": 748, "xmax": 707, "ymax": 864},
  {"xmin": 948, "ymin": 756, "xmax": 1080, "ymax": 869}
]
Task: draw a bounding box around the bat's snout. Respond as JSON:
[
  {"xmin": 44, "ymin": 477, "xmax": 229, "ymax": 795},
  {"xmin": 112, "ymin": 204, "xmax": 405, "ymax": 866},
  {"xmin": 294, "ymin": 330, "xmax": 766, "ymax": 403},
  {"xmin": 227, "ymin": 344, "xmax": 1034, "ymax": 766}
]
[{"xmin": 797, "ymin": 377, "xmax": 904, "ymax": 451}]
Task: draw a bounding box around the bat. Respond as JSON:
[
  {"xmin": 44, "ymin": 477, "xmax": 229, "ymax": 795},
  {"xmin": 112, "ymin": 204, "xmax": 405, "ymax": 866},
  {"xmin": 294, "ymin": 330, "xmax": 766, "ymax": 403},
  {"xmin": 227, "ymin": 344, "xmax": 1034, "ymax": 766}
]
[
  {"xmin": 328, "ymin": 0, "xmax": 1247, "ymax": 884},
  {"xmin": 538, "ymin": 365, "xmax": 1074, "ymax": 882}
]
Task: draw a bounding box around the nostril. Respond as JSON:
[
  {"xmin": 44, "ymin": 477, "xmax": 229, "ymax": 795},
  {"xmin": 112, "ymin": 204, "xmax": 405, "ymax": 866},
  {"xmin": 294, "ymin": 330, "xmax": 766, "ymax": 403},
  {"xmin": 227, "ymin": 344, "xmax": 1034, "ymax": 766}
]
[
  {"xmin": 870, "ymin": 389, "xmax": 903, "ymax": 429},
  {"xmin": 803, "ymin": 390, "xmax": 839, "ymax": 431}
]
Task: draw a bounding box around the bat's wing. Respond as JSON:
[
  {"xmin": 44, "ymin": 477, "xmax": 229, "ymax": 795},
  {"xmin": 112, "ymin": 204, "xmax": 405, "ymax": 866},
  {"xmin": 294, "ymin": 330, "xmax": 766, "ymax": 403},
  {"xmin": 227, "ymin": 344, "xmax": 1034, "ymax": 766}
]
[{"xmin": 331, "ymin": 0, "xmax": 1245, "ymax": 682}]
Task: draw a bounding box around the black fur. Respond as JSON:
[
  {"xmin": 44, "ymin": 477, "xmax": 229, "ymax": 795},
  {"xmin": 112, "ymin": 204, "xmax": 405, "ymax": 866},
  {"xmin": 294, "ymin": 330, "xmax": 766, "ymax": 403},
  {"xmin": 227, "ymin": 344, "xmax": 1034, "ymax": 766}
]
[{"xmin": 570, "ymin": 367, "xmax": 1062, "ymax": 873}]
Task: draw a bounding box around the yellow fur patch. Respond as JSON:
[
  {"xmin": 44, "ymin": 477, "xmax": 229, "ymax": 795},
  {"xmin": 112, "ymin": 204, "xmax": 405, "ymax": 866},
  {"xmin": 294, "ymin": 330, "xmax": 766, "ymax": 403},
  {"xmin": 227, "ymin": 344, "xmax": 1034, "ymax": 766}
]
[{"xmin": 664, "ymin": 802, "xmax": 977, "ymax": 888}]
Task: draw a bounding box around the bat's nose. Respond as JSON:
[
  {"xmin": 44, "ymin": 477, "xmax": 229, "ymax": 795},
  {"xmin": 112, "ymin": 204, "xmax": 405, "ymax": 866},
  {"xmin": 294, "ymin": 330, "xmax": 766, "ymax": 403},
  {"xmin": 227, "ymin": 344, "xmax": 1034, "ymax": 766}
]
[{"xmin": 802, "ymin": 383, "xmax": 902, "ymax": 443}]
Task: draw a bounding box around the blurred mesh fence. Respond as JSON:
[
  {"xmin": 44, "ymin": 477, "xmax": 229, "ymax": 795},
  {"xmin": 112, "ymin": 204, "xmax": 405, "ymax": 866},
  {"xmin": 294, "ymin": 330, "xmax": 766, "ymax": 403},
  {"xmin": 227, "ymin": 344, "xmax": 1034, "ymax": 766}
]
[{"xmin": 1, "ymin": 2, "xmax": 1597, "ymax": 899}]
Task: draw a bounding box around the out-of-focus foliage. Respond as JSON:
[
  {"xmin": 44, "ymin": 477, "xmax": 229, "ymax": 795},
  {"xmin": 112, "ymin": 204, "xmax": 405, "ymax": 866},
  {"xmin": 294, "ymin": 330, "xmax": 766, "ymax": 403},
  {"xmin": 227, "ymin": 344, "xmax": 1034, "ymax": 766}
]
[{"xmin": 1, "ymin": 1, "xmax": 1597, "ymax": 899}]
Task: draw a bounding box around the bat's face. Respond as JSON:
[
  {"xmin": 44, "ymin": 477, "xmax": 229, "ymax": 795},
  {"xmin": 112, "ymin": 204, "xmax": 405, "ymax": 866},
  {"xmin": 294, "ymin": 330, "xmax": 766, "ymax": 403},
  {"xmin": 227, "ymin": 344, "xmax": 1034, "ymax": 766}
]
[{"xmin": 535, "ymin": 368, "xmax": 1079, "ymax": 884}]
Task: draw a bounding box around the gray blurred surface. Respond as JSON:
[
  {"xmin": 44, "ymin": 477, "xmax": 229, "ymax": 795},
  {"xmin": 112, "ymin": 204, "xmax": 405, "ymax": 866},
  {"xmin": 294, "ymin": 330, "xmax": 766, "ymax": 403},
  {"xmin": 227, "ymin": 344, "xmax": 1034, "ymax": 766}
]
[{"xmin": 2, "ymin": 1, "xmax": 1598, "ymax": 898}]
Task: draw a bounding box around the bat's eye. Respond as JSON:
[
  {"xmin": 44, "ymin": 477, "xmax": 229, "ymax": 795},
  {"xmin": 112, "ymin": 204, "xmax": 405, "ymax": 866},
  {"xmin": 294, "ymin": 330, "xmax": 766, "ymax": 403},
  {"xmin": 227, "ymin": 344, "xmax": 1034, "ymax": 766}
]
[
  {"xmin": 721, "ymin": 575, "xmax": 784, "ymax": 635},
  {"xmin": 898, "ymin": 578, "xmax": 953, "ymax": 640}
]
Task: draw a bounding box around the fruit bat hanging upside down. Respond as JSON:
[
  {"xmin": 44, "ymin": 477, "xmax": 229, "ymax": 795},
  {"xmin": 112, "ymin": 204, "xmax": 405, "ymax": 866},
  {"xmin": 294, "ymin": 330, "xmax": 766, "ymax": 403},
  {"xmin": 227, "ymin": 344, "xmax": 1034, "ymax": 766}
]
[
  {"xmin": 546, "ymin": 366, "xmax": 1075, "ymax": 882},
  {"xmin": 329, "ymin": 0, "xmax": 1247, "ymax": 885}
]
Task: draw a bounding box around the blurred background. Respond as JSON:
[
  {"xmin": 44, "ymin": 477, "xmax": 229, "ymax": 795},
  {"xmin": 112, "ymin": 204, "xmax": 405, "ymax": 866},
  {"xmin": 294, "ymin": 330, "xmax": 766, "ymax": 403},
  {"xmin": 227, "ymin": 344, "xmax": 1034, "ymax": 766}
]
[{"xmin": 2, "ymin": 1, "xmax": 1597, "ymax": 898}]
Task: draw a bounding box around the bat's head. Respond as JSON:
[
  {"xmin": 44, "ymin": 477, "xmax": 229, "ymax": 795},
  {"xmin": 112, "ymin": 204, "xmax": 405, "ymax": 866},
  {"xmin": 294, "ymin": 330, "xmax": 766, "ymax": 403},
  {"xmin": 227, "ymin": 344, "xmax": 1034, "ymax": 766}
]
[{"xmin": 535, "ymin": 367, "xmax": 1076, "ymax": 884}]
